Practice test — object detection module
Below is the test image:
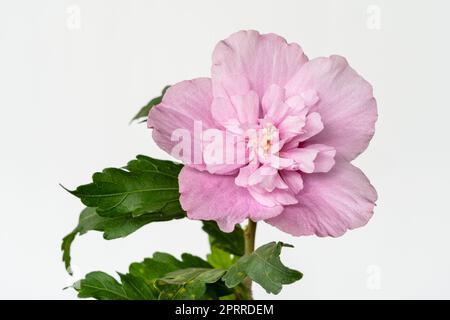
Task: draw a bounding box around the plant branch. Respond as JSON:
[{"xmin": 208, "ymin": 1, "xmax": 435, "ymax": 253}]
[{"xmin": 243, "ymin": 219, "xmax": 257, "ymax": 299}]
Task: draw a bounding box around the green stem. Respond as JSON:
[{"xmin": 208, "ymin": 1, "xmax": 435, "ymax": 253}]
[{"xmin": 243, "ymin": 219, "xmax": 257, "ymax": 300}]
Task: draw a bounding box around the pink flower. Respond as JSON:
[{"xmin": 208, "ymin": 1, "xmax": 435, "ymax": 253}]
[{"xmin": 148, "ymin": 30, "xmax": 377, "ymax": 236}]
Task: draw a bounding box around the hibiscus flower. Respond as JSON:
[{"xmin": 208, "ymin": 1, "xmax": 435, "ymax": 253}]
[{"xmin": 148, "ymin": 30, "xmax": 377, "ymax": 236}]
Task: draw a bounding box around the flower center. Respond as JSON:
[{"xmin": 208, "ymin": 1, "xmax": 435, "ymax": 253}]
[
  {"xmin": 246, "ymin": 121, "xmax": 281, "ymax": 164},
  {"xmin": 260, "ymin": 122, "xmax": 277, "ymax": 154}
]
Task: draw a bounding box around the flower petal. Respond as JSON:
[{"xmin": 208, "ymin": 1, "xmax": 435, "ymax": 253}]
[
  {"xmin": 148, "ymin": 78, "xmax": 215, "ymax": 167},
  {"xmin": 235, "ymin": 162, "xmax": 259, "ymax": 187},
  {"xmin": 212, "ymin": 74, "xmax": 251, "ymax": 98},
  {"xmin": 261, "ymin": 84, "xmax": 290, "ymax": 124},
  {"xmin": 179, "ymin": 167, "xmax": 283, "ymax": 232},
  {"xmin": 304, "ymin": 144, "xmax": 336, "ymax": 173},
  {"xmin": 266, "ymin": 160, "xmax": 377, "ymax": 237},
  {"xmin": 210, "ymin": 97, "xmax": 238, "ymax": 128},
  {"xmin": 281, "ymin": 148, "xmax": 317, "ymax": 173},
  {"xmin": 278, "ymin": 115, "xmax": 306, "ymax": 141},
  {"xmin": 202, "ymin": 128, "xmax": 246, "ymax": 175},
  {"xmin": 281, "ymin": 144, "xmax": 336, "ymax": 173},
  {"xmin": 247, "ymin": 165, "xmax": 288, "ymax": 192},
  {"xmin": 212, "ymin": 30, "xmax": 308, "ymax": 97},
  {"xmin": 282, "ymin": 112, "xmax": 323, "ymax": 150},
  {"xmin": 230, "ymin": 91, "xmax": 260, "ymax": 125},
  {"xmin": 248, "ymin": 185, "xmax": 298, "ymax": 207},
  {"xmin": 280, "ymin": 170, "xmax": 304, "ymax": 194},
  {"xmin": 299, "ymin": 112, "xmax": 324, "ymax": 142},
  {"xmin": 285, "ymin": 56, "xmax": 377, "ymax": 161}
]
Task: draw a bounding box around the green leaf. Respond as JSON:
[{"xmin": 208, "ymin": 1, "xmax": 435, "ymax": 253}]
[
  {"xmin": 129, "ymin": 252, "xmax": 232, "ymax": 300},
  {"xmin": 207, "ymin": 244, "xmax": 238, "ymax": 269},
  {"xmin": 129, "ymin": 252, "xmax": 211, "ymax": 283},
  {"xmin": 222, "ymin": 242, "xmax": 303, "ymax": 295},
  {"xmin": 61, "ymin": 232, "xmax": 77, "ymax": 274},
  {"xmin": 157, "ymin": 268, "xmax": 226, "ymax": 300},
  {"xmin": 77, "ymin": 272, "xmax": 127, "ymax": 300},
  {"xmin": 160, "ymin": 268, "xmax": 226, "ymax": 285},
  {"xmin": 62, "ymin": 156, "xmax": 185, "ymax": 273},
  {"xmin": 62, "ymin": 207, "xmax": 185, "ymax": 273},
  {"xmin": 129, "ymin": 253, "xmax": 181, "ymax": 283},
  {"xmin": 118, "ymin": 273, "xmax": 158, "ymax": 300},
  {"xmin": 157, "ymin": 282, "xmax": 205, "ymax": 300},
  {"xmin": 202, "ymin": 221, "xmax": 242, "ymax": 274},
  {"xmin": 131, "ymin": 85, "xmax": 170, "ymax": 123},
  {"xmin": 125, "ymin": 155, "xmax": 181, "ymax": 175},
  {"xmin": 75, "ymin": 252, "xmax": 230, "ymax": 300},
  {"xmin": 76, "ymin": 271, "xmax": 156, "ymax": 300},
  {"xmin": 68, "ymin": 155, "xmax": 183, "ymax": 217},
  {"xmin": 180, "ymin": 253, "xmax": 213, "ymax": 269},
  {"xmin": 202, "ymin": 221, "xmax": 245, "ymax": 256}
]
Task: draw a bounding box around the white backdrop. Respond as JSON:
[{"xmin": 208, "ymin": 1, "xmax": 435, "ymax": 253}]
[{"xmin": 1, "ymin": 0, "xmax": 449, "ymax": 299}]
